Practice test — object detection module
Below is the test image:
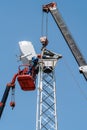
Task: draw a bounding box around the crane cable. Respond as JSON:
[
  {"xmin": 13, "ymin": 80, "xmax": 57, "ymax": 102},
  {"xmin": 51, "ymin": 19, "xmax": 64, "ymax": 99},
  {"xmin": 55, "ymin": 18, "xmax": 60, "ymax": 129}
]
[
  {"xmin": 10, "ymin": 87, "xmax": 15, "ymax": 109},
  {"xmin": 41, "ymin": 11, "xmax": 48, "ymax": 38},
  {"xmin": 63, "ymin": 57, "xmax": 87, "ymax": 101}
]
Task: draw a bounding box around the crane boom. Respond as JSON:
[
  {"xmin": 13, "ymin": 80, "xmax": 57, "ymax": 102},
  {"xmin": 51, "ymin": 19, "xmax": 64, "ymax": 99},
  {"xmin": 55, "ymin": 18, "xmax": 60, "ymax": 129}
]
[
  {"xmin": 0, "ymin": 86, "xmax": 10, "ymax": 118},
  {"xmin": 43, "ymin": 2, "xmax": 87, "ymax": 80},
  {"xmin": 0, "ymin": 84, "xmax": 15, "ymax": 118}
]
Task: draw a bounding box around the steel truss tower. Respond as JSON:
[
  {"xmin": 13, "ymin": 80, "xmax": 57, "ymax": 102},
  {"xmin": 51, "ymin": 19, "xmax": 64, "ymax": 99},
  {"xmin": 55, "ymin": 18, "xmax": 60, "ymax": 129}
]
[{"xmin": 36, "ymin": 57, "xmax": 60, "ymax": 130}]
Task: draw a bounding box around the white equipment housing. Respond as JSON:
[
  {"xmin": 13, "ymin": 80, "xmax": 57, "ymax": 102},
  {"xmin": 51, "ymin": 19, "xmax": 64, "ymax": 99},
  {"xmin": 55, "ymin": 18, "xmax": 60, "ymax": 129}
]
[
  {"xmin": 79, "ymin": 65, "xmax": 87, "ymax": 73},
  {"xmin": 18, "ymin": 41, "xmax": 37, "ymax": 64}
]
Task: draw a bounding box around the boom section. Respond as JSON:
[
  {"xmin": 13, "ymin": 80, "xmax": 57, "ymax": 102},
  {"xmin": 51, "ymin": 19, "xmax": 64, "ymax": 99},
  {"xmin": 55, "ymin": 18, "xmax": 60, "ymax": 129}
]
[{"xmin": 43, "ymin": 2, "xmax": 87, "ymax": 80}]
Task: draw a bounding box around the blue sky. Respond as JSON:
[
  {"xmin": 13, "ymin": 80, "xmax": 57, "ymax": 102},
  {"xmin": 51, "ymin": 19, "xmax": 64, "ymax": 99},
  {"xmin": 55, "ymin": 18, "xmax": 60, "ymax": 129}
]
[{"xmin": 0, "ymin": 0, "xmax": 87, "ymax": 130}]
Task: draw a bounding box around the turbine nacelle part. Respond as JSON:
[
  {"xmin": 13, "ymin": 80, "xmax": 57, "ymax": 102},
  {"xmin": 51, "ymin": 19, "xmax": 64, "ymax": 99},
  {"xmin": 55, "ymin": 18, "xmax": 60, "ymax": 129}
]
[{"xmin": 18, "ymin": 41, "xmax": 37, "ymax": 64}]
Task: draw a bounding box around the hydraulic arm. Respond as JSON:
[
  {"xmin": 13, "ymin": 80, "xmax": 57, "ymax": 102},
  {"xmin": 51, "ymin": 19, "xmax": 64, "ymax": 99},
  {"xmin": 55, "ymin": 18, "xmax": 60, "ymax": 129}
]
[
  {"xmin": 0, "ymin": 62, "xmax": 38, "ymax": 118},
  {"xmin": 0, "ymin": 73, "xmax": 19, "ymax": 118},
  {"xmin": 0, "ymin": 83, "xmax": 15, "ymax": 118},
  {"xmin": 43, "ymin": 2, "xmax": 87, "ymax": 80}
]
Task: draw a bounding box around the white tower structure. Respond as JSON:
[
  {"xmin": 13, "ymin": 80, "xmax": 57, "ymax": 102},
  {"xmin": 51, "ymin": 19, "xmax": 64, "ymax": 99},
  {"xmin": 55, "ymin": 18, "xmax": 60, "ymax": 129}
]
[{"xmin": 36, "ymin": 41, "xmax": 62, "ymax": 130}]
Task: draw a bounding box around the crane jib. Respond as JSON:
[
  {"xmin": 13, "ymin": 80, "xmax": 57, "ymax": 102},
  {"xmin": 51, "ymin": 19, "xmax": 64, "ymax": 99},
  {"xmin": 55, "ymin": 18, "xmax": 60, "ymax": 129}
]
[{"xmin": 43, "ymin": 3, "xmax": 87, "ymax": 80}]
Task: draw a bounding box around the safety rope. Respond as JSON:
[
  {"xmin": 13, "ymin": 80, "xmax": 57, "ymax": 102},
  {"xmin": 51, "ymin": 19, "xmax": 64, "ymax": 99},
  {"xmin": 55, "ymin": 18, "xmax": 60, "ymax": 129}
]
[{"xmin": 63, "ymin": 57, "xmax": 87, "ymax": 101}]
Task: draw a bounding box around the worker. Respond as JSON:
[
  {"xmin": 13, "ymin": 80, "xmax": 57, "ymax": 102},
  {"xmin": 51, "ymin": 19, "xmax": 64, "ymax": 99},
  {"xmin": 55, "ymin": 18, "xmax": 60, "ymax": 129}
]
[{"xmin": 28, "ymin": 56, "xmax": 39, "ymax": 77}]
